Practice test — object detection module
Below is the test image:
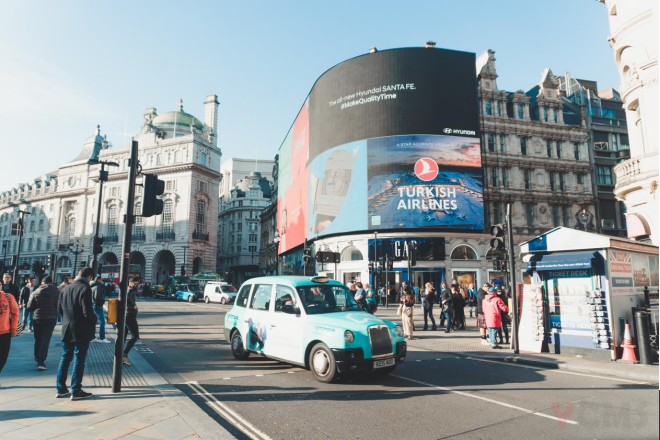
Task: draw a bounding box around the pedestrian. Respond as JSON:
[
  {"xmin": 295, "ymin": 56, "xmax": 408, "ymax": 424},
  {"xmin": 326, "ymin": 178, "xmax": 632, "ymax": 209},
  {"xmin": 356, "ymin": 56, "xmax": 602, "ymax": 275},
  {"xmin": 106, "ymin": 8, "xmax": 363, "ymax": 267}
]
[
  {"xmin": 56, "ymin": 278, "xmax": 71, "ymax": 324},
  {"xmin": 438, "ymin": 281, "xmax": 450, "ymax": 326},
  {"xmin": 496, "ymin": 287, "xmax": 511, "ymax": 345},
  {"xmin": 2, "ymin": 273, "xmax": 20, "ymax": 304},
  {"xmin": 0, "ymin": 285, "xmax": 20, "ymax": 385},
  {"xmin": 123, "ymin": 277, "xmax": 141, "ymax": 366},
  {"xmin": 56, "ymin": 267, "xmax": 97, "ymax": 400},
  {"xmin": 452, "ymin": 286, "xmax": 466, "ymax": 330},
  {"xmin": 20, "ymin": 277, "xmax": 35, "ymax": 332},
  {"xmin": 388, "ymin": 284, "xmax": 397, "ymax": 304},
  {"xmin": 467, "ymin": 282, "xmax": 477, "ymax": 318},
  {"xmin": 27, "ymin": 276, "xmax": 59, "ymax": 370},
  {"xmin": 91, "ymin": 276, "xmax": 110, "ymax": 343},
  {"xmin": 143, "ymin": 282, "xmax": 151, "ymax": 298},
  {"xmin": 421, "ymin": 282, "xmax": 437, "ymax": 331},
  {"xmin": 353, "ymin": 282, "xmax": 368, "ymax": 312},
  {"xmin": 439, "ymin": 283, "xmax": 453, "ymax": 333},
  {"xmin": 412, "ymin": 284, "xmax": 420, "ymax": 305},
  {"xmin": 476, "ymin": 283, "xmax": 490, "ymax": 345},
  {"xmin": 400, "ymin": 283, "xmax": 415, "ymax": 339},
  {"xmin": 483, "ymin": 287, "xmax": 509, "ymax": 349},
  {"xmin": 365, "ymin": 283, "xmax": 377, "ymax": 314},
  {"xmin": 379, "ymin": 285, "xmax": 386, "ymax": 306}
]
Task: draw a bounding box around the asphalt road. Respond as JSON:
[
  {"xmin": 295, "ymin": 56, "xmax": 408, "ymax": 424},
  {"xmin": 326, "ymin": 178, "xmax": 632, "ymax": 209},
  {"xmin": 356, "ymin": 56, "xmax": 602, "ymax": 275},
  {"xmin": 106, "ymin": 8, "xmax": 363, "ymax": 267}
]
[{"xmin": 133, "ymin": 297, "xmax": 659, "ymax": 440}]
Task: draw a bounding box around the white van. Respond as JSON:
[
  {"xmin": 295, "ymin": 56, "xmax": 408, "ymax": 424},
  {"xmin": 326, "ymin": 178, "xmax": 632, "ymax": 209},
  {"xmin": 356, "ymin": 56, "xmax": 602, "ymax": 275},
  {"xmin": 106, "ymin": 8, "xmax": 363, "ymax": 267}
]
[{"xmin": 203, "ymin": 282, "xmax": 238, "ymax": 304}]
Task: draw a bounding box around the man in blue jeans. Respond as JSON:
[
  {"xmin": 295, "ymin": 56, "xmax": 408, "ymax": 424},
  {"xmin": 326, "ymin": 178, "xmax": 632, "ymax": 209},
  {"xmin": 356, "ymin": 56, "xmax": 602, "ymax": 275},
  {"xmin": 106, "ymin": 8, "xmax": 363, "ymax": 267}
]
[
  {"xmin": 440, "ymin": 286, "xmax": 453, "ymax": 333},
  {"xmin": 91, "ymin": 276, "xmax": 110, "ymax": 343},
  {"xmin": 56, "ymin": 267, "xmax": 97, "ymax": 400}
]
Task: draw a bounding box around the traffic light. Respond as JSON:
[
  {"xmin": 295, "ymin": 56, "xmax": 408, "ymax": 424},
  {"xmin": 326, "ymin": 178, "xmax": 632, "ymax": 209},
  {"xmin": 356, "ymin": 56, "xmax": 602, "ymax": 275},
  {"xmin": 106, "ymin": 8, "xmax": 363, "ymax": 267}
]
[
  {"xmin": 32, "ymin": 261, "xmax": 44, "ymax": 275},
  {"xmin": 93, "ymin": 236, "xmax": 104, "ymax": 255},
  {"xmin": 142, "ymin": 174, "xmax": 165, "ymax": 217},
  {"xmin": 303, "ymin": 247, "xmax": 312, "ymax": 265},
  {"xmin": 489, "ymin": 224, "xmax": 506, "ymax": 251},
  {"xmin": 46, "ymin": 253, "xmax": 55, "ymax": 271},
  {"xmin": 387, "ymin": 258, "xmax": 393, "ymax": 271},
  {"xmin": 368, "ymin": 262, "xmax": 374, "ymax": 274}
]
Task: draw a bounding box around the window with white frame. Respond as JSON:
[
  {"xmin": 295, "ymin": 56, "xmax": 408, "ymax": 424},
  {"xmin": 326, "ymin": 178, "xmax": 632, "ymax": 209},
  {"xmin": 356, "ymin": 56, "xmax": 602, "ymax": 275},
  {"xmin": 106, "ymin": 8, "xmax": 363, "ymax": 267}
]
[
  {"xmin": 196, "ymin": 201, "xmax": 207, "ymax": 233},
  {"xmin": 162, "ymin": 200, "xmax": 173, "ymax": 233},
  {"xmin": 107, "ymin": 206, "xmax": 118, "ymax": 237}
]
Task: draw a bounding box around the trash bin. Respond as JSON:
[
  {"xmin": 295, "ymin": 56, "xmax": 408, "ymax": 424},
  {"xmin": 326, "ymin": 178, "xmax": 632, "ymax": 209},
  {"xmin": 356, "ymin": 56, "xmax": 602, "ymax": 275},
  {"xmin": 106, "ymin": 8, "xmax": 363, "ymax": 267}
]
[{"xmin": 107, "ymin": 298, "xmax": 118, "ymax": 324}]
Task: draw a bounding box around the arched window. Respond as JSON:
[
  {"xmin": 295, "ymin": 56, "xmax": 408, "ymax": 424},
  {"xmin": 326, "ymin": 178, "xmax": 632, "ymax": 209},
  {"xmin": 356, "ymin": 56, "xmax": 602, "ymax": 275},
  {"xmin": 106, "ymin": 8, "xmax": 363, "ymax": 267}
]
[
  {"xmin": 450, "ymin": 245, "xmax": 478, "ymax": 260},
  {"xmin": 341, "ymin": 246, "xmax": 363, "ymax": 262},
  {"xmin": 196, "ymin": 200, "xmax": 206, "ymax": 233},
  {"xmin": 64, "ymin": 217, "xmax": 76, "ymax": 244},
  {"xmin": 162, "ymin": 200, "xmax": 174, "ymax": 233},
  {"xmin": 200, "ymin": 152, "xmax": 207, "ymax": 166},
  {"xmin": 57, "ymin": 256, "xmax": 71, "ymax": 269},
  {"xmin": 107, "ymin": 206, "xmax": 118, "ymax": 237}
]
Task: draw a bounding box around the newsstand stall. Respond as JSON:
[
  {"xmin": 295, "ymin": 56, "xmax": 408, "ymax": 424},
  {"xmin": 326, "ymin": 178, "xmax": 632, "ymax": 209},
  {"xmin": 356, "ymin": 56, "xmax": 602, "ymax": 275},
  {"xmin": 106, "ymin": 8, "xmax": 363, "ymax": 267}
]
[{"xmin": 520, "ymin": 227, "xmax": 659, "ymax": 361}]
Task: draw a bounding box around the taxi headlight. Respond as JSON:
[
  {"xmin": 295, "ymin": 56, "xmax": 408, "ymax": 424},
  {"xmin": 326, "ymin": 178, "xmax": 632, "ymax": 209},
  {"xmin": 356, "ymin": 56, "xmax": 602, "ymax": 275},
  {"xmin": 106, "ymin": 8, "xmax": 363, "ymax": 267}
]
[
  {"xmin": 393, "ymin": 326, "xmax": 404, "ymax": 338},
  {"xmin": 344, "ymin": 330, "xmax": 354, "ymax": 343}
]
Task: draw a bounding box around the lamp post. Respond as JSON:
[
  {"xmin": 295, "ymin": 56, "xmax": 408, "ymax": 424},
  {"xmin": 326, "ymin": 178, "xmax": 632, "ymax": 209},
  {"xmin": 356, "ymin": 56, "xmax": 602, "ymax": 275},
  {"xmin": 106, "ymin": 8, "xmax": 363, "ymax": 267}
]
[
  {"xmin": 88, "ymin": 156, "xmax": 119, "ymax": 275},
  {"xmin": 181, "ymin": 245, "xmax": 189, "ymax": 276},
  {"xmin": 273, "ymin": 230, "xmax": 280, "ymax": 275},
  {"xmin": 12, "ymin": 209, "xmax": 31, "ymax": 282},
  {"xmin": 69, "ymin": 239, "xmax": 84, "ymax": 273}
]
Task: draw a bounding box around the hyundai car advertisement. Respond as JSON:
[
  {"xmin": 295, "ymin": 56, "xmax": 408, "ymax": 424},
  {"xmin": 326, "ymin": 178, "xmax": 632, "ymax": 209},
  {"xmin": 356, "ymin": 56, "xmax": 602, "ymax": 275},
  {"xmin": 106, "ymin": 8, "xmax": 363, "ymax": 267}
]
[{"xmin": 277, "ymin": 47, "xmax": 482, "ymax": 254}]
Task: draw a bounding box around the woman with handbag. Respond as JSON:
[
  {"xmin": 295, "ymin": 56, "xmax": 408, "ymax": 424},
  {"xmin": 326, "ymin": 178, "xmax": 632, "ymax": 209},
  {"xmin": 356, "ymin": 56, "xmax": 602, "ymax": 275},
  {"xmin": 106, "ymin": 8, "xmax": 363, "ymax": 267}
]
[
  {"xmin": 1, "ymin": 289, "xmax": 20, "ymax": 382},
  {"xmin": 399, "ymin": 283, "xmax": 415, "ymax": 339}
]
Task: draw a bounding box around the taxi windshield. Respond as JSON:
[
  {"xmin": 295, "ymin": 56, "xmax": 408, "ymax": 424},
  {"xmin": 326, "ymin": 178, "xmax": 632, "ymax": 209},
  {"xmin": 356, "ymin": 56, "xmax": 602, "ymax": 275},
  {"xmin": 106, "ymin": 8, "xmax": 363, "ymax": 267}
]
[
  {"xmin": 184, "ymin": 284, "xmax": 201, "ymax": 292},
  {"xmin": 296, "ymin": 285, "xmax": 360, "ymax": 314}
]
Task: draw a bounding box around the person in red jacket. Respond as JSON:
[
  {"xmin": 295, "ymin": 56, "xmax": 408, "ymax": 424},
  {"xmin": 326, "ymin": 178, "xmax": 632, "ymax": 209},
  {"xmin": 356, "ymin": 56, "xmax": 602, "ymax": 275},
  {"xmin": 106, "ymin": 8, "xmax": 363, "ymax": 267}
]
[
  {"xmin": 482, "ymin": 287, "xmax": 508, "ymax": 349},
  {"xmin": 1, "ymin": 289, "xmax": 20, "ymax": 383}
]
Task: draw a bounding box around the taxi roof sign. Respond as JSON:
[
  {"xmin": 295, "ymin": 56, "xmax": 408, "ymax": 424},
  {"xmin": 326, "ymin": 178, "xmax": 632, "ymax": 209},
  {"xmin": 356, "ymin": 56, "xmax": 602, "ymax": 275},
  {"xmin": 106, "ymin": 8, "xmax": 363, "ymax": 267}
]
[{"xmin": 310, "ymin": 276, "xmax": 329, "ymax": 284}]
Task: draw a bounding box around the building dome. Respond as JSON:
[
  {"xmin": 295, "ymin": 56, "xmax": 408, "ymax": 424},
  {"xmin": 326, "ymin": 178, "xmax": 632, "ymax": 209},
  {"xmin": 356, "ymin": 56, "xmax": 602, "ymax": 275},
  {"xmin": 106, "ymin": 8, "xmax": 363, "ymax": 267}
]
[{"xmin": 152, "ymin": 99, "xmax": 204, "ymax": 130}]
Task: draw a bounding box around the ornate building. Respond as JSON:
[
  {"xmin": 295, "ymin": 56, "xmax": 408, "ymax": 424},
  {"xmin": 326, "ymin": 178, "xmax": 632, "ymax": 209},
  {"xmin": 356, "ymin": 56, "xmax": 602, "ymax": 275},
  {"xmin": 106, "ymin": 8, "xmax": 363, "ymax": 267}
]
[
  {"xmin": 0, "ymin": 95, "xmax": 221, "ymax": 283},
  {"xmin": 598, "ymin": 0, "xmax": 658, "ymax": 244}
]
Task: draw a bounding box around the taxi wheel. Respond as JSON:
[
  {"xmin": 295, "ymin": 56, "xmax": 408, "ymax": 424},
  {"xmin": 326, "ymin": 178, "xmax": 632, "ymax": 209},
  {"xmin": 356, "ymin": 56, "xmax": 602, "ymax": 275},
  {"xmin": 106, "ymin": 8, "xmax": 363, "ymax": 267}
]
[
  {"xmin": 309, "ymin": 343, "xmax": 337, "ymax": 383},
  {"xmin": 231, "ymin": 331, "xmax": 250, "ymax": 360},
  {"xmin": 204, "ymin": 296, "xmax": 210, "ymax": 304},
  {"xmin": 188, "ymin": 295, "xmax": 195, "ymax": 303}
]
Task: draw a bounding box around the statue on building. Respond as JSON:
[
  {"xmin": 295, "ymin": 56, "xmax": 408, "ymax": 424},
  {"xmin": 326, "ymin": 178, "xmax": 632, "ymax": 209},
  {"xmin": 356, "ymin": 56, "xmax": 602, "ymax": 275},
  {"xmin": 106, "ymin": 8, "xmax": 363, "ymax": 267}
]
[{"xmin": 574, "ymin": 208, "xmax": 595, "ymax": 231}]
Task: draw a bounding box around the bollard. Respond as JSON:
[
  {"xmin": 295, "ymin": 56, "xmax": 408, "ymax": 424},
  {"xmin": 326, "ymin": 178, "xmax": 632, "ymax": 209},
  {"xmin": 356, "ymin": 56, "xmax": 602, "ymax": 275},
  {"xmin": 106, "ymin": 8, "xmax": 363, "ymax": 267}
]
[
  {"xmin": 107, "ymin": 298, "xmax": 118, "ymax": 324},
  {"xmin": 634, "ymin": 310, "xmax": 653, "ymax": 366}
]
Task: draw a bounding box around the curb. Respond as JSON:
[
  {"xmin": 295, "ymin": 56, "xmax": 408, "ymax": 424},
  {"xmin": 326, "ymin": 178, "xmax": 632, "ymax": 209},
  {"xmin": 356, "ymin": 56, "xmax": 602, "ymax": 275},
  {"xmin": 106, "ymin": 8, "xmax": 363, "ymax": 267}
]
[
  {"xmin": 471, "ymin": 352, "xmax": 658, "ymax": 384},
  {"xmin": 129, "ymin": 348, "xmax": 237, "ymax": 440}
]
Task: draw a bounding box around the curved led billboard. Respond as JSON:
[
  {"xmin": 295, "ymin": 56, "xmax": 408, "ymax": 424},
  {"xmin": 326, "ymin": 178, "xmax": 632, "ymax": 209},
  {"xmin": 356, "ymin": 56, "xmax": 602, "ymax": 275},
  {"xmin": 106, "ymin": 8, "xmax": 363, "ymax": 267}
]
[{"xmin": 277, "ymin": 47, "xmax": 482, "ymax": 254}]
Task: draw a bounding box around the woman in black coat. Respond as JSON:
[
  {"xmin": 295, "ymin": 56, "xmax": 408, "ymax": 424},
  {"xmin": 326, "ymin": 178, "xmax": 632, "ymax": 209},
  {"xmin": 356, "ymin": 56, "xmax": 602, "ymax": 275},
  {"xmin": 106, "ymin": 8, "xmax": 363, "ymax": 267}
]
[{"xmin": 452, "ymin": 287, "xmax": 466, "ymax": 330}]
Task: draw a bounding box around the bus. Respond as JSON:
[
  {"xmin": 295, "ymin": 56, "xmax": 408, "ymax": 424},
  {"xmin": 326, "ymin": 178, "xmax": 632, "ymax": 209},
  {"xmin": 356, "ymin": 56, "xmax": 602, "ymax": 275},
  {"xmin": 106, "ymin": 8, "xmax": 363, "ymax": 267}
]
[{"xmin": 99, "ymin": 264, "xmax": 142, "ymax": 285}]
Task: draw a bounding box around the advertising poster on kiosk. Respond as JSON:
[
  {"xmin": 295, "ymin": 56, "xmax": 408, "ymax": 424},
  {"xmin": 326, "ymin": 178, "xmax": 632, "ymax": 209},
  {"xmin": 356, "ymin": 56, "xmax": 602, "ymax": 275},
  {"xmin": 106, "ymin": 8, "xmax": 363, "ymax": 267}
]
[
  {"xmin": 518, "ymin": 284, "xmax": 545, "ymax": 353},
  {"xmin": 276, "ymin": 48, "xmax": 482, "ymax": 254}
]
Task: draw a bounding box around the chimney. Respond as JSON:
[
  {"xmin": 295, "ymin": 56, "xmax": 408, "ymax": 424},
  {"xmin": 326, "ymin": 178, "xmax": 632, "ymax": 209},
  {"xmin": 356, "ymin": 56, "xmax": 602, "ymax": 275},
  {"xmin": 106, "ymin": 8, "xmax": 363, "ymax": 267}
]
[
  {"xmin": 204, "ymin": 94, "xmax": 219, "ymax": 143},
  {"xmin": 425, "ymin": 41, "xmax": 436, "ymax": 49},
  {"xmin": 369, "ymin": 46, "xmax": 378, "ymax": 54}
]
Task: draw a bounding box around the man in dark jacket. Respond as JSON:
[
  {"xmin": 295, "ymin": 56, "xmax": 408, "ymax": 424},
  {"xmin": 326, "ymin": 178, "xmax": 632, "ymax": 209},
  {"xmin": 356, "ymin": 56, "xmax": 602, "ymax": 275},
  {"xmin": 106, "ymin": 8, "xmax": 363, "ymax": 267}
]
[
  {"xmin": 27, "ymin": 276, "xmax": 60, "ymax": 370},
  {"xmin": 91, "ymin": 276, "xmax": 110, "ymax": 343},
  {"xmin": 20, "ymin": 277, "xmax": 35, "ymax": 331},
  {"xmin": 56, "ymin": 267, "xmax": 97, "ymax": 400},
  {"xmin": 123, "ymin": 277, "xmax": 140, "ymax": 366},
  {"xmin": 440, "ymin": 286, "xmax": 453, "ymax": 333},
  {"xmin": 2, "ymin": 273, "xmax": 20, "ymax": 303},
  {"xmin": 476, "ymin": 283, "xmax": 490, "ymax": 345}
]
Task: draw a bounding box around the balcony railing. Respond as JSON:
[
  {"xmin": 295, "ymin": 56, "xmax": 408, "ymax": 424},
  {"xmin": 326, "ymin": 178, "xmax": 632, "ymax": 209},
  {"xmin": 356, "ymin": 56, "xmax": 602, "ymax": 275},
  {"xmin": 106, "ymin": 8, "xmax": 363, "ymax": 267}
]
[
  {"xmin": 132, "ymin": 230, "xmax": 146, "ymax": 242},
  {"xmin": 193, "ymin": 230, "xmax": 209, "ymax": 241},
  {"xmin": 102, "ymin": 234, "xmax": 119, "ymax": 244},
  {"xmin": 614, "ymin": 153, "xmax": 659, "ymax": 193},
  {"xmin": 157, "ymin": 231, "xmax": 175, "ymax": 241}
]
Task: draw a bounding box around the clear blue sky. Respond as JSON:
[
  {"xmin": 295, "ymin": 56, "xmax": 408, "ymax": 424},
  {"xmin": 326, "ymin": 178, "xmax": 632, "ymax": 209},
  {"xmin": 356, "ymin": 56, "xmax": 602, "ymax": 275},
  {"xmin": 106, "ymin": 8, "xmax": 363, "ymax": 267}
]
[{"xmin": 0, "ymin": 0, "xmax": 618, "ymax": 191}]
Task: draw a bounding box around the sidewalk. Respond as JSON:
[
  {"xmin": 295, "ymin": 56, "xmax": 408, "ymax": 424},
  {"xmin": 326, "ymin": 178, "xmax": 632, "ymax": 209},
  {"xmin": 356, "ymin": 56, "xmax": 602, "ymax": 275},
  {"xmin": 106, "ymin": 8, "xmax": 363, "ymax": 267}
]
[
  {"xmin": 0, "ymin": 324, "xmax": 234, "ymax": 440},
  {"xmin": 375, "ymin": 304, "xmax": 659, "ymax": 384}
]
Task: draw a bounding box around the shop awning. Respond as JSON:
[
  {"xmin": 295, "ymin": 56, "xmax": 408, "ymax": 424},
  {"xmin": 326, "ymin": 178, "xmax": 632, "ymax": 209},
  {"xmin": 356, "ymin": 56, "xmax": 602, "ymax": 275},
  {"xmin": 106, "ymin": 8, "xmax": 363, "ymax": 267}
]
[{"xmin": 527, "ymin": 252, "xmax": 597, "ymax": 271}]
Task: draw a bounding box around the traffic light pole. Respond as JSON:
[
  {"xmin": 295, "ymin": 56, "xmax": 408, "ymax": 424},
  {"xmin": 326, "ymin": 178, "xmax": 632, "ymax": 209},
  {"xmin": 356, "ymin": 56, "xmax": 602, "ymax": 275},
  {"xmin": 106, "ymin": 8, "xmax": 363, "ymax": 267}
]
[
  {"xmin": 506, "ymin": 203, "xmax": 520, "ymax": 354},
  {"xmin": 91, "ymin": 168, "xmax": 106, "ymax": 276},
  {"xmin": 12, "ymin": 210, "xmax": 30, "ymax": 282},
  {"xmin": 112, "ymin": 140, "xmax": 138, "ymax": 393}
]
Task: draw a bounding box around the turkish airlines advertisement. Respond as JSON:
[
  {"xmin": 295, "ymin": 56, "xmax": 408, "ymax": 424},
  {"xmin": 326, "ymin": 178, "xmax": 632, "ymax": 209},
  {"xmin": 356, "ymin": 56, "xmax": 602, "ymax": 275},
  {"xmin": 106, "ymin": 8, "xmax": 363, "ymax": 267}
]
[{"xmin": 277, "ymin": 47, "xmax": 482, "ymax": 254}]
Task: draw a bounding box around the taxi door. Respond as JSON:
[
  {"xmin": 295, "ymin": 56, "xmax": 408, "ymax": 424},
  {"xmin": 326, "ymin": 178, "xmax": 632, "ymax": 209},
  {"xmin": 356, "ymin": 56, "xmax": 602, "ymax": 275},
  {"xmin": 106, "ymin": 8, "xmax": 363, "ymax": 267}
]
[
  {"xmin": 267, "ymin": 284, "xmax": 305, "ymax": 364},
  {"xmin": 240, "ymin": 283, "xmax": 274, "ymax": 354}
]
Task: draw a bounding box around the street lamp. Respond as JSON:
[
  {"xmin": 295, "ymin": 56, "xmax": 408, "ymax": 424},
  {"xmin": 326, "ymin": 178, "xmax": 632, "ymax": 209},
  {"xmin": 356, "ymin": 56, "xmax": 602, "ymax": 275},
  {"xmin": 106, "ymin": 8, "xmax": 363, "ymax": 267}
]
[
  {"xmin": 181, "ymin": 245, "xmax": 189, "ymax": 276},
  {"xmin": 69, "ymin": 239, "xmax": 84, "ymax": 274},
  {"xmin": 88, "ymin": 155, "xmax": 119, "ymax": 275},
  {"xmin": 273, "ymin": 230, "xmax": 280, "ymax": 275}
]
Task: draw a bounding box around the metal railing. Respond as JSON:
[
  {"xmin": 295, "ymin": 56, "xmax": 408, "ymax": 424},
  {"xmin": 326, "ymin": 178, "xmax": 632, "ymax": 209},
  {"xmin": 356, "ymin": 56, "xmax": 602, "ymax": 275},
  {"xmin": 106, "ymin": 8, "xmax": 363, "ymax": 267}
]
[
  {"xmin": 132, "ymin": 230, "xmax": 146, "ymax": 242},
  {"xmin": 156, "ymin": 231, "xmax": 175, "ymax": 241},
  {"xmin": 102, "ymin": 234, "xmax": 119, "ymax": 244},
  {"xmin": 192, "ymin": 230, "xmax": 209, "ymax": 241}
]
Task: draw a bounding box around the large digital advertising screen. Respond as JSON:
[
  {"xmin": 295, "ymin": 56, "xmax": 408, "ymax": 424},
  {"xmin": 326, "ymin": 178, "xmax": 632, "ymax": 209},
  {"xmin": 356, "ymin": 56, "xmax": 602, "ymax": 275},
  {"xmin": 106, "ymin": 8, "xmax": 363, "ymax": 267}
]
[{"xmin": 277, "ymin": 47, "xmax": 482, "ymax": 254}]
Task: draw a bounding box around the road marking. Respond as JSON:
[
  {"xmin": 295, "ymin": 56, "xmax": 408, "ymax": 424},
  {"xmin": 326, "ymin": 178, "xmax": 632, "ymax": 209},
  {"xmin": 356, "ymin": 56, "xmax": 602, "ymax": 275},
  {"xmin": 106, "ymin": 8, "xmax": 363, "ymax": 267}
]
[
  {"xmin": 187, "ymin": 381, "xmax": 273, "ymax": 440},
  {"xmin": 466, "ymin": 357, "xmax": 650, "ymax": 385},
  {"xmin": 391, "ymin": 374, "xmax": 579, "ymax": 425}
]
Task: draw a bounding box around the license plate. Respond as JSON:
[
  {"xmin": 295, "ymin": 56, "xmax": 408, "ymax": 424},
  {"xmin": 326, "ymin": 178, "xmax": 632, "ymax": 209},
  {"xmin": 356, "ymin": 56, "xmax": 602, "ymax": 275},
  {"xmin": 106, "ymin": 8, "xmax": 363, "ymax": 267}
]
[{"xmin": 373, "ymin": 358, "xmax": 395, "ymax": 369}]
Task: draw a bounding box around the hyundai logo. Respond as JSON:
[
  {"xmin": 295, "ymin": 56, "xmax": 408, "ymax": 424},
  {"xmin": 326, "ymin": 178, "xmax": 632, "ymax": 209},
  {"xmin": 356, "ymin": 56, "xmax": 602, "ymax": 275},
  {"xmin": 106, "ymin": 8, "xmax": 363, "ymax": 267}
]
[{"xmin": 443, "ymin": 128, "xmax": 452, "ymax": 134}]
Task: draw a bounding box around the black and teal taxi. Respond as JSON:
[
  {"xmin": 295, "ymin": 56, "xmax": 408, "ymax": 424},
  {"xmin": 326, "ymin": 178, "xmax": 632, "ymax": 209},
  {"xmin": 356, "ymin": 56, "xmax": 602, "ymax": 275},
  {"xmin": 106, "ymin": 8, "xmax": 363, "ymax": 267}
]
[{"xmin": 223, "ymin": 276, "xmax": 406, "ymax": 382}]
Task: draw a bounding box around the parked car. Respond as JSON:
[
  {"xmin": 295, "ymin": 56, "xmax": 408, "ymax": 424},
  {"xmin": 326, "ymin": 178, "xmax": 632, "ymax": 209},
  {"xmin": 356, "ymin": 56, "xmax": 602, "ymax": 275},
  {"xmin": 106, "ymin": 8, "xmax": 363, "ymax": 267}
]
[
  {"xmin": 175, "ymin": 284, "xmax": 202, "ymax": 302},
  {"xmin": 204, "ymin": 282, "xmax": 238, "ymax": 304},
  {"xmin": 224, "ymin": 276, "xmax": 406, "ymax": 383},
  {"xmin": 152, "ymin": 285, "xmax": 176, "ymax": 300}
]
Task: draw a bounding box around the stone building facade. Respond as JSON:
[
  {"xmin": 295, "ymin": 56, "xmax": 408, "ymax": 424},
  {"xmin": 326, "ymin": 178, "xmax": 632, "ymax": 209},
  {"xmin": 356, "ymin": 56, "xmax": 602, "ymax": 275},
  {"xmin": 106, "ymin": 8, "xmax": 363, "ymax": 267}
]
[
  {"xmin": 598, "ymin": 0, "xmax": 658, "ymax": 244},
  {"xmin": 0, "ymin": 95, "xmax": 221, "ymax": 284}
]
